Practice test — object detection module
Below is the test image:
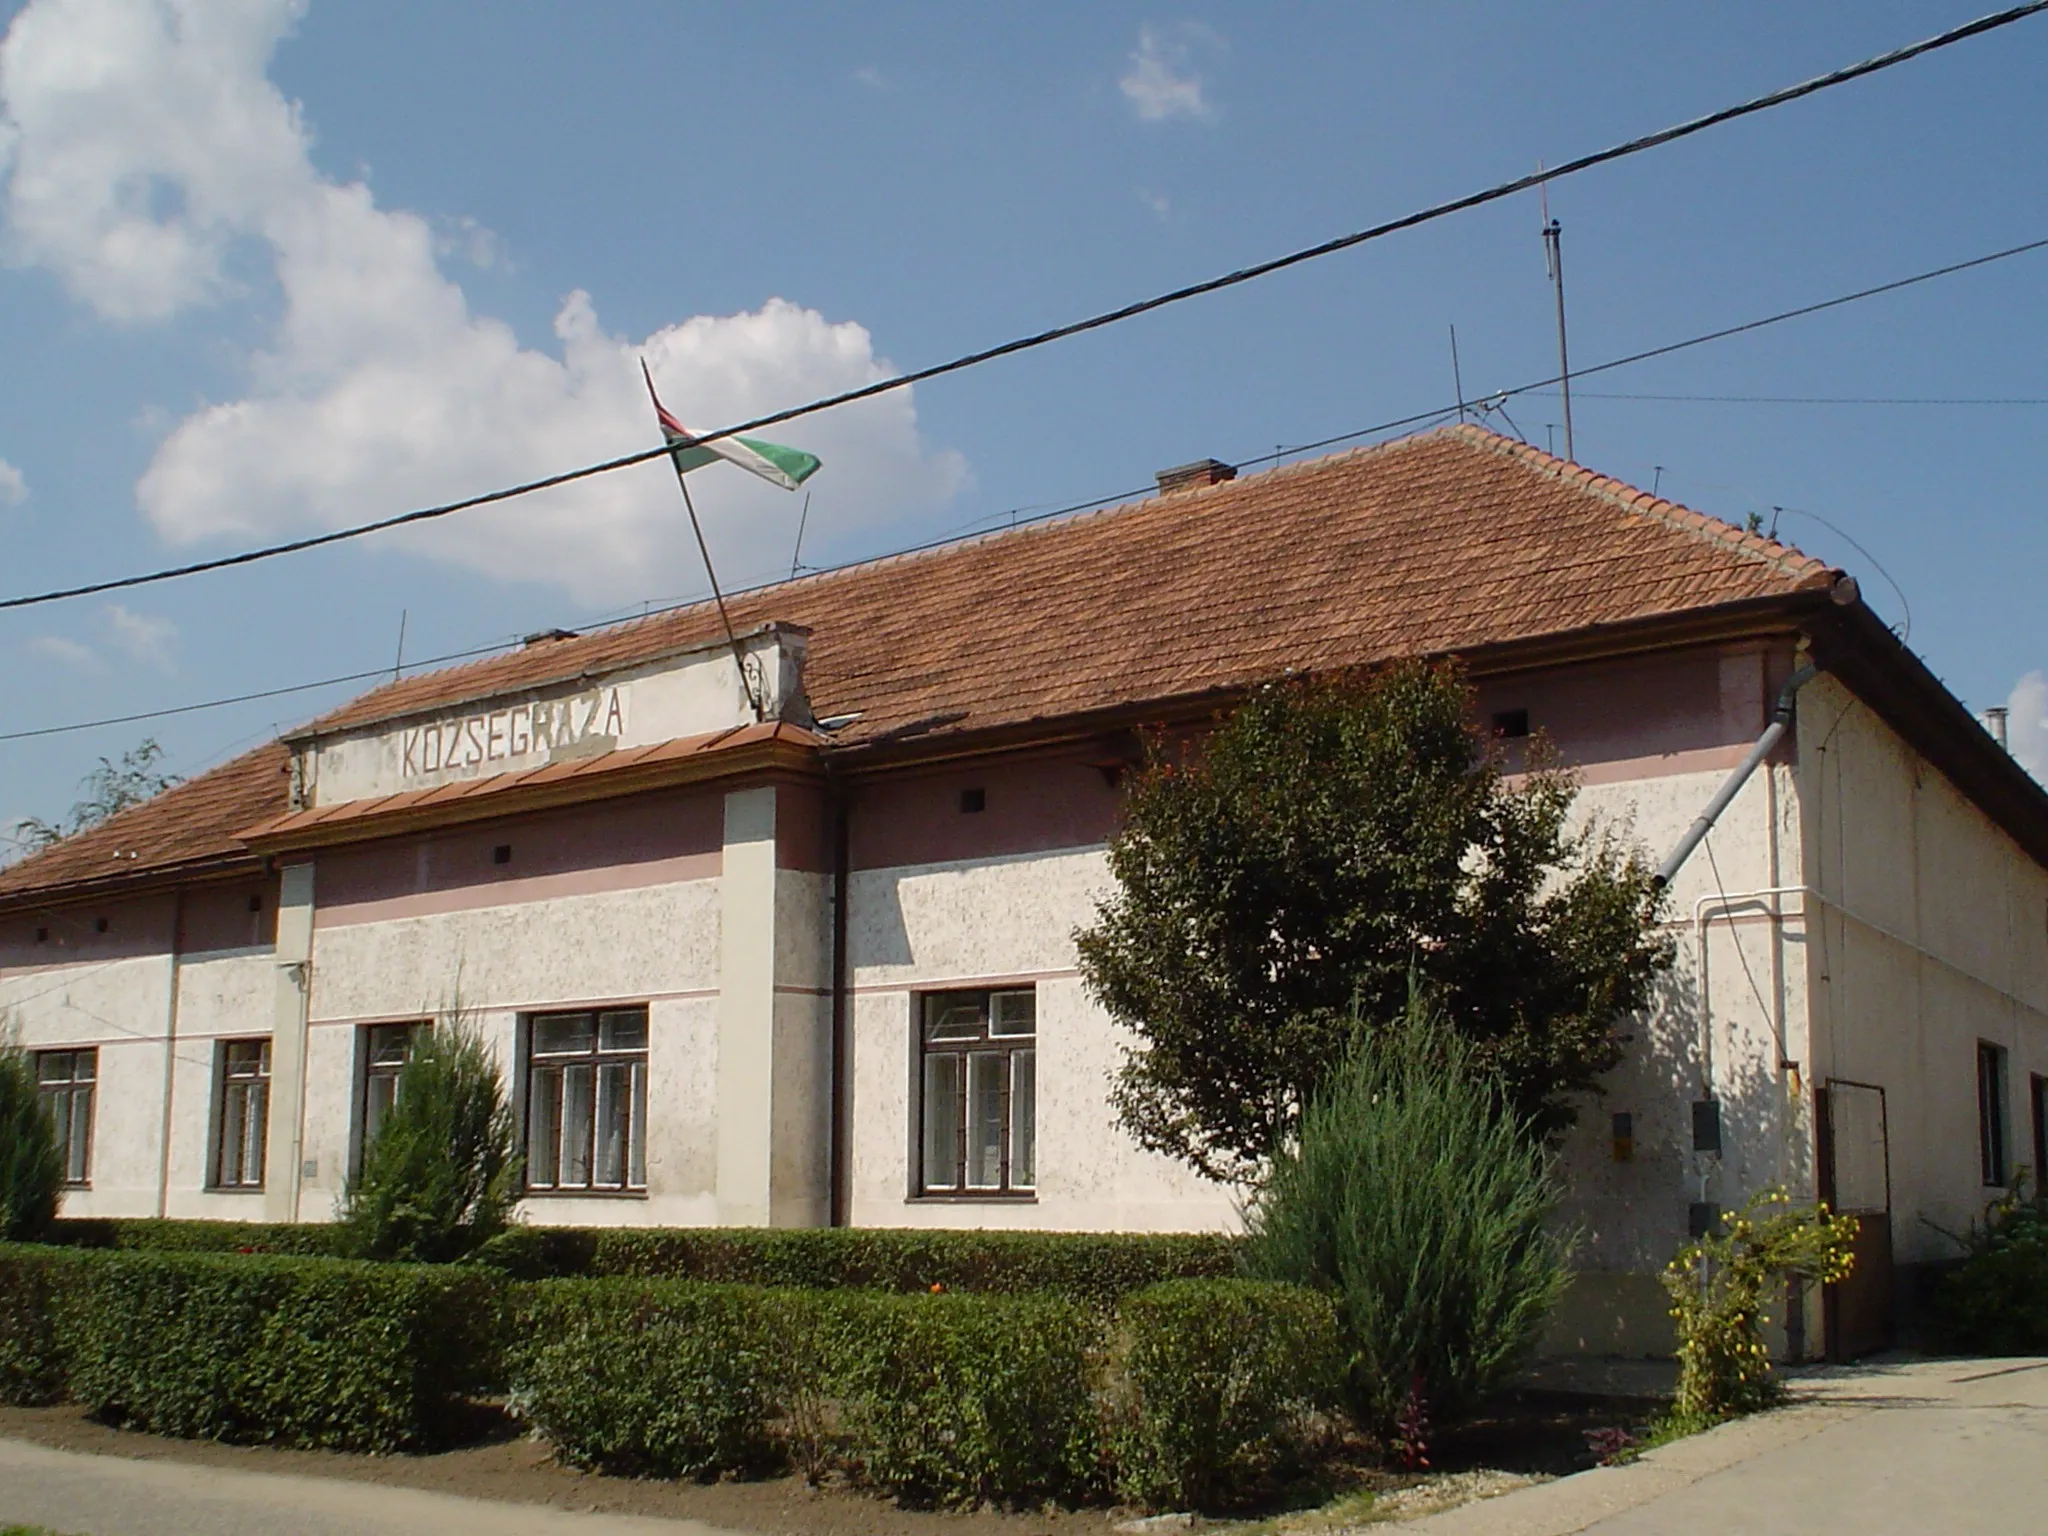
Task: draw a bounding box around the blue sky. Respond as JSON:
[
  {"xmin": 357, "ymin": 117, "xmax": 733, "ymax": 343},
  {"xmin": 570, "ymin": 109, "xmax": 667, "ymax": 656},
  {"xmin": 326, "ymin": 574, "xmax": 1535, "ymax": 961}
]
[{"xmin": 3, "ymin": 1, "xmax": 2048, "ymax": 840}]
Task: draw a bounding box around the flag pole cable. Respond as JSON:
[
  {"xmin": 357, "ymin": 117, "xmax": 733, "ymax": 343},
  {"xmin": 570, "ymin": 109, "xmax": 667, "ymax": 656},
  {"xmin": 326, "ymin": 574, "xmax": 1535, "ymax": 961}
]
[{"xmin": 643, "ymin": 360, "xmax": 765, "ymax": 720}]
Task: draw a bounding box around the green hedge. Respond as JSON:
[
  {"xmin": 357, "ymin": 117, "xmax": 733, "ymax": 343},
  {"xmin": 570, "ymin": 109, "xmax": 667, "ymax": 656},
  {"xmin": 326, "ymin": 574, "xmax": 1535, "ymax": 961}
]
[
  {"xmin": 48, "ymin": 1218, "xmax": 350, "ymax": 1258},
  {"xmin": 514, "ymin": 1278, "xmax": 1104, "ymax": 1506},
  {"xmin": 50, "ymin": 1220, "xmax": 1237, "ymax": 1305},
  {"xmin": 0, "ymin": 1244, "xmax": 503, "ymax": 1451},
  {"xmin": 1108, "ymin": 1279, "xmax": 1340, "ymax": 1510},
  {"xmin": 473, "ymin": 1224, "xmax": 1236, "ymax": 1302},
  {"xmin": 514, "ymin": 1275, "xmax": 1341, "ymax": 1510},
  {"xmin": 0, "ymin": 1246, "xmax": 68, "ymax": 1406}
]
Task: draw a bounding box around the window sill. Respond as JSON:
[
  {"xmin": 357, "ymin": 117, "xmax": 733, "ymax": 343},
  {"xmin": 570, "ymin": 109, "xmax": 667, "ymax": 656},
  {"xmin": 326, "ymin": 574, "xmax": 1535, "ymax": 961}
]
[
  {"xmin": 205, "ymin": 1185, "xmax": 265, "ymax": 1195},
  {"xmin": 522, "ymin": 1187, "xmax": 649, "ymax": 1199},
  {"xmin": 908, "ymin": 1192, "xmax": 1039, "ymax": 1204}
]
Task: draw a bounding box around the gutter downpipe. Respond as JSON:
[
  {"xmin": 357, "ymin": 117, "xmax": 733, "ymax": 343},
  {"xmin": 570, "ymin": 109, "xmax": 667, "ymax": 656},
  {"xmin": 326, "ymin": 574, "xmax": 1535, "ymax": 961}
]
[
  {"xmin": 1652, "ymin": 662, "xmax": 1819, "ymax": 892},
  {"xmin": 826, "ymin": 768, "xmax": 852, "ymax": 1227}
]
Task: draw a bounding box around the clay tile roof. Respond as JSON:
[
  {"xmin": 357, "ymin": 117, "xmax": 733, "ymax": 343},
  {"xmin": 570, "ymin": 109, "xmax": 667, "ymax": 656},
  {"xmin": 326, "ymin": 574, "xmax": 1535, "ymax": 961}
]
[
  {"xmin": 0, "ymin": 426, "xmax": 1837, "ymax": 904},
  {"xmin": 0, "ymin": 741, "xmax": 288, "ymax": 904}
]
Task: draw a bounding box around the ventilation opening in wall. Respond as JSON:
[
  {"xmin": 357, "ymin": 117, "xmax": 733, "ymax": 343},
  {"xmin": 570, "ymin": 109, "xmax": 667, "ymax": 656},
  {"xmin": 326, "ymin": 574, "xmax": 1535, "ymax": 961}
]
[
  {"xmin": 94, "ymin": 917, "xmax": 109, "ymax": 934},
  {"xmin": 1492, "ymin": 708, "xmax": 1531, "ymax": 739},
  {"xmin": 958, "ymin": 789, "xmax": 987, "ymax": 814},
  {"xmin": 35, "ymin": 927, "xmax": 48, "ymax": 943},
  {"xmin": 493, "ymin": 844, "xmax": 513, "ymax": 865},
  {"xmin": 247, "ymin": 894, "xmax": 263, "ymax": 913}
]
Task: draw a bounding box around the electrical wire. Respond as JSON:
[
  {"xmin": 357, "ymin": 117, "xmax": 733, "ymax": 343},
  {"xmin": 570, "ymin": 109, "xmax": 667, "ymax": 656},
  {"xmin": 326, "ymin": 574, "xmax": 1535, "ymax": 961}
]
[
  {"xmin": 1, "ymin": 1, "xmax": 2042, "ymax": 616},
  {"xmin": 1568, "ymin": 392, "xmax": 2048, "ymax": 405},
  {"xmin": 7, "ymin": 220, "xmax": 2047, "ymax": 750}
]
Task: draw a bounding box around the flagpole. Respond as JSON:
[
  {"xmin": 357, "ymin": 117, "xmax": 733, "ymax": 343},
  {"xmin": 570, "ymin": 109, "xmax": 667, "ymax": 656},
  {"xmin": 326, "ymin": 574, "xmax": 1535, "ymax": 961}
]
[{"xmin": 642, "ymin": 359, "xmax": 764, "ymax": 720}]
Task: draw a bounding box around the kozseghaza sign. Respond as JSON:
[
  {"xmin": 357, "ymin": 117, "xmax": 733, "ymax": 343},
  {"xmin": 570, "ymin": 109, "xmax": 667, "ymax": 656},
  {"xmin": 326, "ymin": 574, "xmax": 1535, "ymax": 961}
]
[{"xmin": 285, "ymin": 625, "xmax": 811, "ymax": 810}]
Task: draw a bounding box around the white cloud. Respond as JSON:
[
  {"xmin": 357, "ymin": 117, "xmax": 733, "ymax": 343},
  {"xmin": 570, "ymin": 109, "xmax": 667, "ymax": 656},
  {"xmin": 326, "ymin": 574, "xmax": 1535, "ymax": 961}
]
[
  {"xmin": 104, "ymin": 602, "xmax": 177, "ymax": 668},
  {"xmin": 29, "ymin": 633, "xmax": 99, "ymax": 669},
  {"xmin": 1137, "ymin": 188, "xmax": 1172, "ymax": 220},
  {"xmin": 852, "ymin": 65, "xmax": 890, "ymax": 93},
  {"xmin": 0, "ymin": 455, "xmax": 23, "ymax": 504},
  {"xmin": 0, "ymin": 0, "xmax": 968, "ymax": 602},
  {"xmin": 2004, "ymin": 671, "xmax": 2048, "ymax": 782},
  {"xmin": 1119, "ymin": 21, "xmax": 1221, "ymax": 123}
]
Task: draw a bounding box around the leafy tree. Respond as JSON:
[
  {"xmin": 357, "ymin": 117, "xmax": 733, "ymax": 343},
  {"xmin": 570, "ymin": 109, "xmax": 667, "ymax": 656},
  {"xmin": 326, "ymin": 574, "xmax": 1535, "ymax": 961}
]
[
  {"xmin": 1077, "ymin": 662, "xmax": 1671, "ymax": 1181},
  {"xmin": 1243, "ymin": 996, "xmax": 1571, "ymax": 1434},
  {"xmin": 339, "ymin": 1019, "xmax": 522, "ymax": 1263},
  {"xmin": 0, "ymin": 1039, "xmax": 64, "ymax": 1240},
  {"xmin": 14, "ymin": 738, "xmax": 182, "ymax": 852}
]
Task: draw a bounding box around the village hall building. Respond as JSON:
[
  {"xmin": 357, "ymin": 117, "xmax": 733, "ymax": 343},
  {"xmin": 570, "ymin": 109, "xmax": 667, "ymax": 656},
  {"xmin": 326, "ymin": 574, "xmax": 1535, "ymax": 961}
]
[{"xmin": 5, "ymin": 425, "xmax": 2046, "ymax": 1359}]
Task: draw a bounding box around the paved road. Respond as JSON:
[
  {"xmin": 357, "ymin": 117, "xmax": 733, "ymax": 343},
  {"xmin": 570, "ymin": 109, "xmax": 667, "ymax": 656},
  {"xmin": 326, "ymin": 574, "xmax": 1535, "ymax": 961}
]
[
  {"xmin": 3, "ymin": 1358, "xmax": 2042, "ymax": 1535},
  {"xmin": 0, "ymin": 1436, "xmax": 739, "ymax": 1536},
  {"xmin": 1408, "ymin": 1356, "xmax": 2048, "ymax": 1536}
]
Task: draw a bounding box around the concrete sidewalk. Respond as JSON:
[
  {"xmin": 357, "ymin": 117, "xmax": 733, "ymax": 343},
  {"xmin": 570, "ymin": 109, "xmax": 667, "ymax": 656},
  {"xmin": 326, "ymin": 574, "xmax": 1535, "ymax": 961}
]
[
  {"xmin": 0, "ymin": 1435, "xmax": 742, "ymax": 1536},
  {"xmin": 1402, "ymin": 1355, "xmax": 2048, "ymax": 1535}
]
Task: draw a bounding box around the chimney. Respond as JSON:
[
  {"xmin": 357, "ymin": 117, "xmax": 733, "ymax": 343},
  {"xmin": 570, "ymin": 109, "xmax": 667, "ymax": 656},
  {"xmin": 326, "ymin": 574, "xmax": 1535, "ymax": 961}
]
[
  {"xmin": 1985, "ymin": 706, "xmax": 2010, "ymax": 750},
  {"xmin": 1155, "ymin": 458, "xmax": 1237, "ymax": 496}
]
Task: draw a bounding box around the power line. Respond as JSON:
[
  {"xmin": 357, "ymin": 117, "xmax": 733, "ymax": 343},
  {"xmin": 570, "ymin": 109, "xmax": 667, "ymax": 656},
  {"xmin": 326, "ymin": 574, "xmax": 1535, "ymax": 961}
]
[
  {"xmin": 1559, "ymin": 391, "xmax": 2048, "ymax": 406},
  {"xmin": 9, "ymin": 223, "xmax": 2048, "ymax": 749},
  {"xmin": 1, "ymin": 2, "xmax": 2041, "ymax": 617},
  {"xmin": 0, "ymin": 641, "xmax": 509, "ymax": 744}
]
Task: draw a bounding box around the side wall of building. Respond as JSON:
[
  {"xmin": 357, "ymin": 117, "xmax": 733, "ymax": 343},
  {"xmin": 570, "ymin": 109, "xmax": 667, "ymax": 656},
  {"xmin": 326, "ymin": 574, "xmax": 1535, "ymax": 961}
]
[{"xmin": 1800, "ymin": 673, "xmax": 2048, "ymax": 1275}]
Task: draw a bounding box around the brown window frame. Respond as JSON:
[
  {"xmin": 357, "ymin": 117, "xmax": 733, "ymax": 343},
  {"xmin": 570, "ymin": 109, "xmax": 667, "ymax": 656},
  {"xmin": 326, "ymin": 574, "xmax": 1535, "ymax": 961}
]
[
  {"xmin": 356, "ymin": 1021, "xmax": 425, "ymax": 1174},
  {"xmin": 523, "ymin": 1007, "xmax": 649, "ymax": 1195},
  {"xmin": 2032, "ymin": 1072, "xmax": 2048, "ymax": 1192},
  {"xmin": 210, "ymin": 1037, "xmax": 271, "ymax": 1191},
  {"xmin": 36, "ymin": 1048, "xmax": 95, "ymax": 1188},
  {"xmin": 916, "ymin": 988, "xmax": 1036, "ymax": 1199},
  {"xmin": 1978, "ymin": 1040, "xmax": 2011, "ymax": 1188}
]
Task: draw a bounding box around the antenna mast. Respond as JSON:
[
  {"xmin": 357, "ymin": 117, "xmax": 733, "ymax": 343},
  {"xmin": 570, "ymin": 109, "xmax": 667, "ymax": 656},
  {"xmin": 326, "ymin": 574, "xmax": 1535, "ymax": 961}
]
[
  {"xmin": 1539, "ymin": 176, "xmax": 1576, "ymax": 463},
  {"xmin": 1449, "ymin": 324, "xmax": 1467, "ymax": 423}
]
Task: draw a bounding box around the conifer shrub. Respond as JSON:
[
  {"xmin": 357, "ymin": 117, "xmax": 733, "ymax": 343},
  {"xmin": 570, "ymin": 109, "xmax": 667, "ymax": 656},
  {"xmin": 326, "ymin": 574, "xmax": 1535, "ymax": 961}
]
[
  {"xmin": 1108, "ymin": 1279, "xmax": 1340, "ymax": 1511},
  {"xmin": 1244, "ymin": 997, "xmax": 1570, "ymax": 1436},
  {"xmin": 339, "ymin": 1020, "xmax": 520, "ymax": 1264},
  {"xmin": 0, "ymin": 1044, "xmax": 62, "ymax": 1243}
]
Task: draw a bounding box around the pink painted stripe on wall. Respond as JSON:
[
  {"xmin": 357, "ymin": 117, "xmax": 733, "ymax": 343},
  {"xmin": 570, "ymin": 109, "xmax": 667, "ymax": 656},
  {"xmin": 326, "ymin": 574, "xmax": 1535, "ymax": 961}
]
[{"xmin": 313, "ymin": 850, "xmax": 721, "ymax": 929}]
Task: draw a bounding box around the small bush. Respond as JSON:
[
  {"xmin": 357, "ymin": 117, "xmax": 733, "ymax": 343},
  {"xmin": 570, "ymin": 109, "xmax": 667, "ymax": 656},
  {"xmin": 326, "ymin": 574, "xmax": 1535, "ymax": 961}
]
[
  {"xmin": 1109, "ymin": 1279, "xmax": 1340, "ymax": 1511},
  {"xmin": 340, "ymin": 1021, "xmax": 521, "ymax": 1263},
  {"xmin": 1662, "ymin": 1190, "xmax": 1856, "ymax": 1426},
  {"xmin": 1244, "ymin": 997, "xmax": 1570, "ymax": 1435},
  {"xmin": 471, "ymin": 1224, "xmax": 1234, "ymax": 1302},
  {"xmin": 35, "ymin": 1246, "xmax": 501, "ymax": 1450},
  {"xmin": 839, "ymin": 1291, "xmax": 1104, "ymax": 1506},
  {"xmin": 0, "ymin": 1045, "xmax": 63, "ymax": 1242},
  {"xmin": 516, "ymin": 1280, "xmax": 796, "ymax": 1478},
  {"xmin": 1933, "ymin": 1180, "xmax": 2048, "ymax": 1355},
  {"xmin": 0, "ymin": 1246, "xmax": 68, "ymax": 1405},
  {"xmin": 512, "ymin": 1279, "xmax": 1105, "ymax": 1506}
]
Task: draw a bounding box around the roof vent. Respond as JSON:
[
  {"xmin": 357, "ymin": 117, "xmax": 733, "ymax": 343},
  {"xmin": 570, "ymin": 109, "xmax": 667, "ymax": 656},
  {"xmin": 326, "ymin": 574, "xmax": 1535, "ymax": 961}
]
[
  {"xmin": 522, "ymin": 627, "xmax": 579, "ymax": 647},
  {"xmin": 1155, "ymin": 458, "xmax": 1237, "ymax": 496}
]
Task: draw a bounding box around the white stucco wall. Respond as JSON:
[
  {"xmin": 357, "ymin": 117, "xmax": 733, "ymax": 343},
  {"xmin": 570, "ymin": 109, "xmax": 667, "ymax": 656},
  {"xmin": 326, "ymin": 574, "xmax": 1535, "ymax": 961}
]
[{"xmin": 1800, "ymin": 673, "xmax": 2048, "ymax": 1265}]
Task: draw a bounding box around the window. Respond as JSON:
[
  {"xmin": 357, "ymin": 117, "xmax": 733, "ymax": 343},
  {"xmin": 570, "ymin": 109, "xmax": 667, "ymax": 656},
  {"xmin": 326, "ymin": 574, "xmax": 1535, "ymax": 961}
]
[
  {"xmin": 2032, "ymin": 1073, "xmax": 2048, "ymax": 1190},
  {"xmin": 1978, "ymin": 1041, "xmax": 2010, "ymax": 1187},
  {"xmin": 360, "ymin": 1022, "xmax": 422, "ymax": 1161},
  {"xmin": 525, "ymin": 1008, "xmax": 647, "ymax": 1193},
  {"xmin": 36, "ymin": 1049, "xmax": 95, "ymax": 1187},
  {"xmin": 212, "ymin": 1038, "xmax": 271, "ymax": 1190},
  {"xmin": 918, "ymin": 989, "xmax": 1035, "ymax": 1196}
]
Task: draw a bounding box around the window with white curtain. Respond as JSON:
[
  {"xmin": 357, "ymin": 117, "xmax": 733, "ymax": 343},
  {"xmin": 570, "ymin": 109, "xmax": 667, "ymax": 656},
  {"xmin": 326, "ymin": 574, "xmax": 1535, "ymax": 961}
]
[
  {"xmin": 211, "ymin": 1038, "xmax": 270, "ymax": 1190},
  {"xmin": 525, "ymin": 1008, "xmax": 648, "ymax": 1193},
  {"xmin": 918, "ymin": 989, "xmax": 1035, "ymax": 1196}
]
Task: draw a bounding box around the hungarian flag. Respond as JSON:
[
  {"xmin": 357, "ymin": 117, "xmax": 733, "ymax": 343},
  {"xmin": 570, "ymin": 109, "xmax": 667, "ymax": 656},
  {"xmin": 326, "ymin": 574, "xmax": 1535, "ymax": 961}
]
[{"xmin": 643, "ymin": 361, "xmax": 821, "ymax": 492}]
